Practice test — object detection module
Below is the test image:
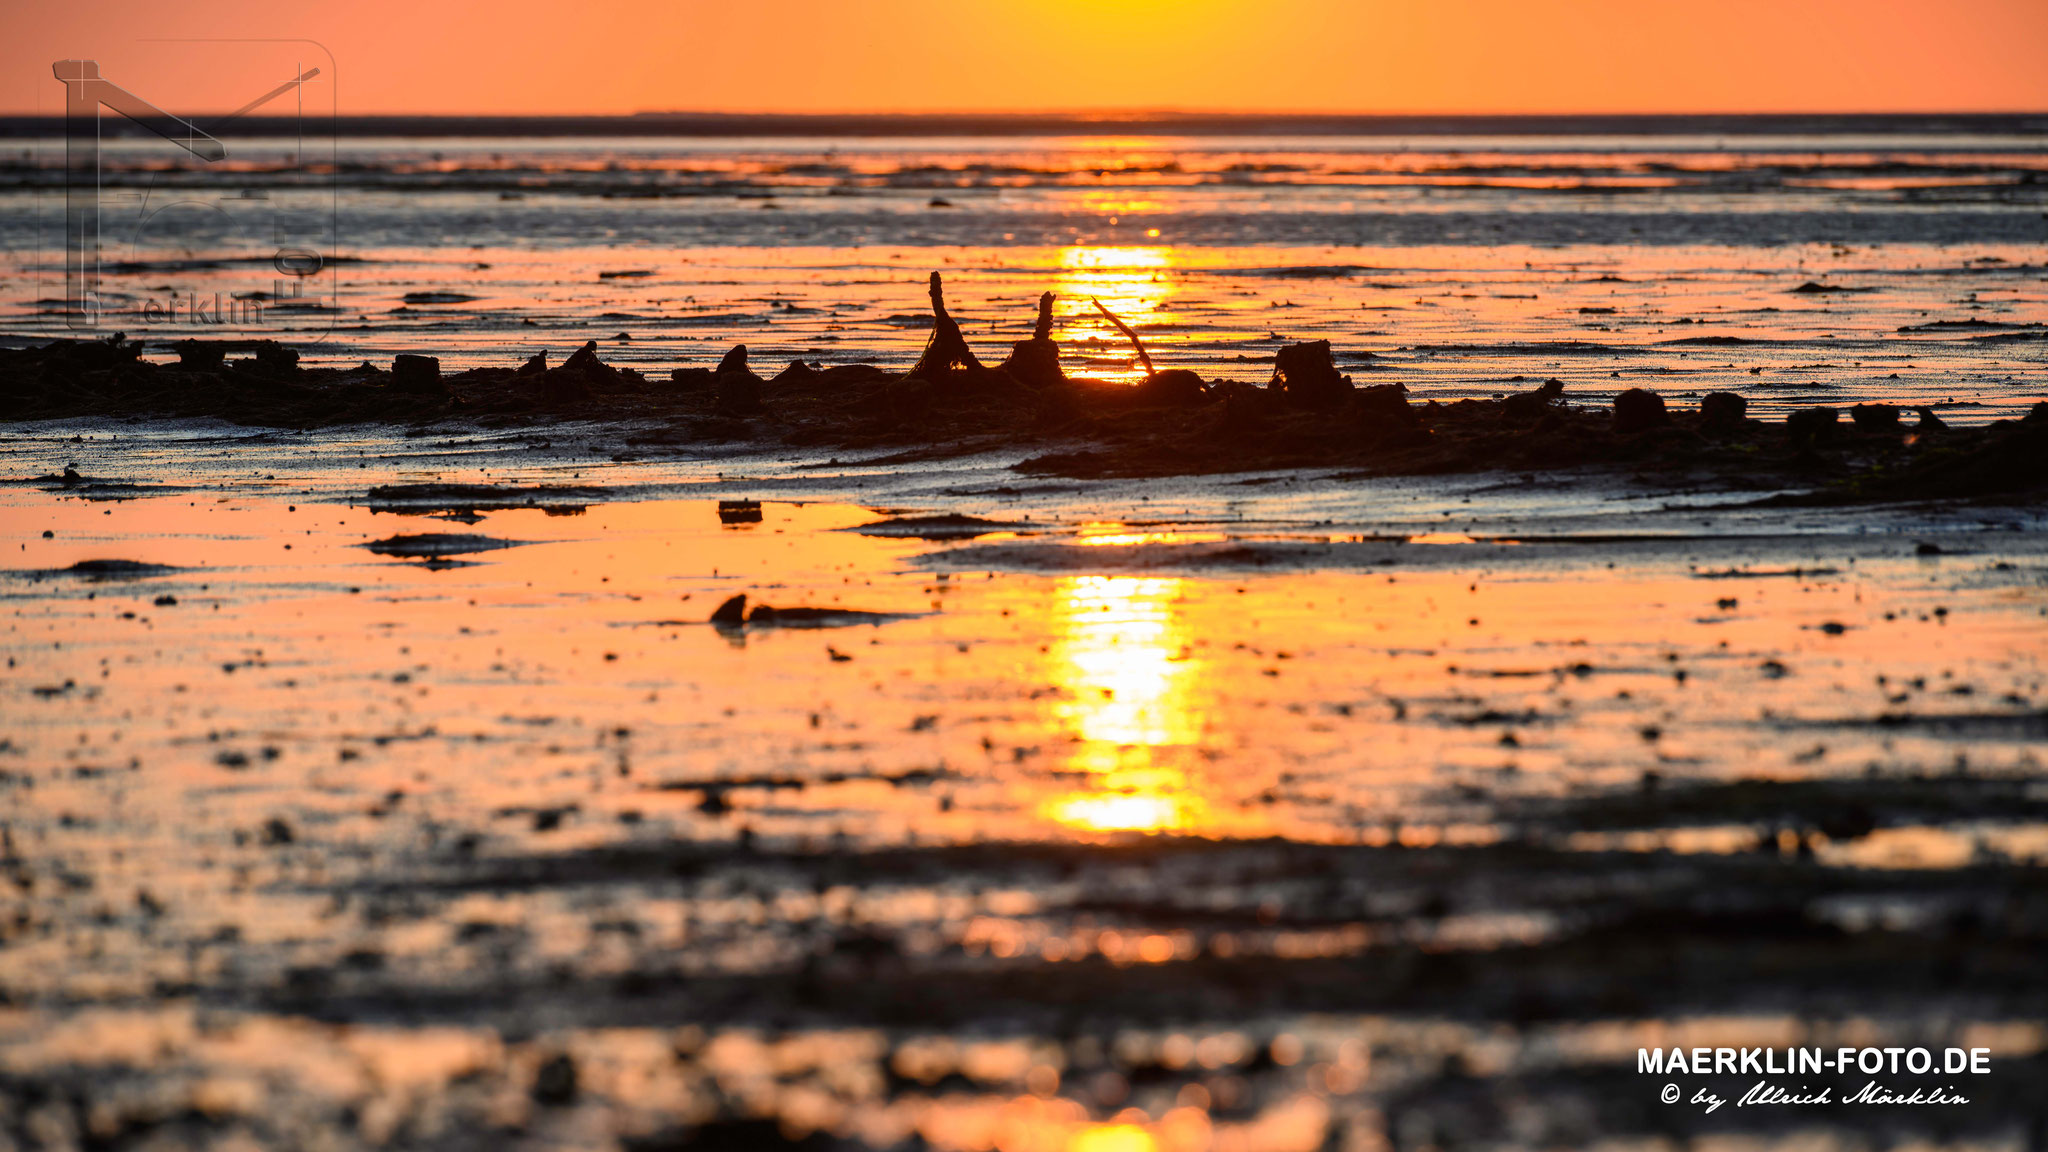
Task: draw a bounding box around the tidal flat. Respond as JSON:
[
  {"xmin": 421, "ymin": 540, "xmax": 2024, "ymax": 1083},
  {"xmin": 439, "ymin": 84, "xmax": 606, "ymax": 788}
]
[
  {"xmin": 1, "ymin": 425, "xmax": 2045, "ymax": 1150},
  {"xmin": 2, "ymin": 123, "xmax": 2046, "ymax": 1150}
]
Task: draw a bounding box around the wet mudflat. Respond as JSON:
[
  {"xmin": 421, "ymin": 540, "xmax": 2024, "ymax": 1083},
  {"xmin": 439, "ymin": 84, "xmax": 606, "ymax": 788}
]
[{"xmin": 1, "ymin": 428, "xmax": 2045, "ymax": 1150}]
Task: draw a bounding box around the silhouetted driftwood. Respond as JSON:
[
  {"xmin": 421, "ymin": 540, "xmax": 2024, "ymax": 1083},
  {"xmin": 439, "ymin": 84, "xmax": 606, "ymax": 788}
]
[
  {"xmin": 908, "ymin": 272, "xmax": 984, "ymax": 380},
  {"xmin": 1091, "ymin": 298, "xmax": 1155, "ymax": 376},
  {"xmin": 999, "ymin": 292, "xmax": 1065, "ymax": 389}
]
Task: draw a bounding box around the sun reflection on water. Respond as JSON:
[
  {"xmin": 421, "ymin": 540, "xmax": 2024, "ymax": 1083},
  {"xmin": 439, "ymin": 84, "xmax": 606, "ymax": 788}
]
[
  {"xmin": 1068, "ymin": 1124, "xmax": 1157, "ymax": 1152},
  {"xmin": 1053, "ymin": 246, "xmax": 1178, "ymax": 383},
  {"xmin": 1043, "ymin": 575, "xmax": 1211, "ymax": 835}
]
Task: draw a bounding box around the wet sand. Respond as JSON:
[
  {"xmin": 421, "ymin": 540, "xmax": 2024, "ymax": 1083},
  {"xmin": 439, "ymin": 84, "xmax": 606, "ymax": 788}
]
[{"xmin": 2, "ymin": 426, "xmax": 2045, "ymax": 1149}]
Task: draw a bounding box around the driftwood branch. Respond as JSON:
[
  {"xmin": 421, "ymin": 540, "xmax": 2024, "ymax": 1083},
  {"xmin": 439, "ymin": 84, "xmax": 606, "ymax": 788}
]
[
  {"xmin": 1090, "ymin": 297, "xmax": 1154, "ymax": 376},
  {"xmin": 909, "ymin": 271, "xmax": 983, "ymax": 380},
  {"xmin": 998, "ymin": 290, "xmax": 1065, "ymax": 389}
]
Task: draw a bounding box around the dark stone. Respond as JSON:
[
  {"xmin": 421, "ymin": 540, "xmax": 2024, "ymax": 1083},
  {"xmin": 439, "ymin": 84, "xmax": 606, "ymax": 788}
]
[
  {"xmin": 717, "ymin": 500, "xmax": 763, "ymax": 524},
  {"xmin": 1698, "ymin": 391, "xmax": 1748, "ymax": 426},
  {"xmin": 669, "ymin": 367, "xmax": 715, "ymax": 389},
  {"xmin": 1851, "ymin": 403, "xmax": 1900, "ymax": 431},
  {"xmin": 561, "ymin": 340, "xmax": 619, "ymax": 385},
  {"xmin": 531, "ymin": 1053, "xmax": 578, "ymax": 1106},
  {"xmin": 1355, "ymin": 381, "xmax": 1410, "ymax": 421},
  {"xmin": 710, "ymin": 593, "xmax": 748, "ymax": 625},
  {"xmin": 173, "ymin": 340, "xmax": 227, "ymax": 371},
  {"xmin": 1612, "ymin": 388, "xmax": 1669, "ymax": 434},
  {"xmin": 716, "ymin": 372, "xmax": 763, "ymax": 417},
  {"xmin": 391, "ymin": 354, "xmax": 443, "ymax": 394},
  {"xmin": 251, "ymin": 341, "xmax": 299, "ymax": 373},
  {"xmin": 1133, "ymin": 369, "xmax": 1207, "ymax": 406},
  {"xmin": 1787, "ymin": 406, "xmax": 1839, "ymax": 447},
  {"xmin": 1915, "ymin": 407, "xmax": 1947, "ymax": 431},
  {"xmin": 1499, "ymin": 379, "xmax": 1564, "ymax": 425},
  {"xmin": 1355, "ymin": 383, "xmax": 1418, "ymax": 448},
  {"xmin": 1200, "ymin": 381, "xmax": 1277, "ymax": 440},
  {"xmin": 1268, "ymin": 340, "xmax": 1352, "ymax": 408},
  {"xmin": 771, "ymin": 360, "xmax": 820, "ymax": 388},
  {"xmin": 713, "ymin": 344, "xmax": 764, "ymax": 416},
  {"xmin": 513, "ymin": 350, "xmax": 547, "ymax": 377}
]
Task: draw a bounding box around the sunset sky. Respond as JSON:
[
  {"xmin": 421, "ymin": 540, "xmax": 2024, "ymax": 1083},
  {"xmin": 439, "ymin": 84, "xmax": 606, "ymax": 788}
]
[{"xmin": 3, "ymin": 0, "xmax": 2045, "ymax": 117}]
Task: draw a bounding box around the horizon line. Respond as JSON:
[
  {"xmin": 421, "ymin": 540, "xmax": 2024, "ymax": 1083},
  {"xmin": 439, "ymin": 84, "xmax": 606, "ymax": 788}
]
[{"xmin": 2, "ymin": 108, "xmax": 2045, "ymax": 134}]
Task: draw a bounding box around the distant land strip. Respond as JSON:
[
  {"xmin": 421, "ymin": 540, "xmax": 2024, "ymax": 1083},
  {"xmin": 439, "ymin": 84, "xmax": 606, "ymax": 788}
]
[{"xmin": 0, "ymin": 111, "xmax": 2045, "ymax": 140}]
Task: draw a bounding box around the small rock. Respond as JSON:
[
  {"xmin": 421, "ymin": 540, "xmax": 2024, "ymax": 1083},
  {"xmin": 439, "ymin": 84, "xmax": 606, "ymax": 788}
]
[
  {"xmin": 391, "ymin": 354, "xmax": 443, "ymax": 394},
  {"xmin": 1612, "ymin": 388, "xmax": 1669, "ymax": 433},
  {"xmin": 717, "ymin": 500, "xmax": 763, "ymax": 524},
  {"xmin": 560, "ymin": 340, "xmax": 619, "ymax": 384},
  {"xmin": 172, "ymin": 340, "xmax": 227, "ymax": 371},
  {"xmin": 532, "ymin": 1053, "xmax": 579, "ymax": 1105},
  {"xmin": 710, "ymin": 593, "xmax": 748, "ymax": 625},
  {"xmin": 1354, "ymin": 382, "xmax": 1413, "ymax": 432},
  {"xmin": 1851, "ymin": 402, "xmax": 1899, "ymax": 431},
  {"xmin": 1787, "ymin": 406, "xmax": 1838, "ymax": 448},
  {"xmin": 713, "ymin": 345, "xmax": 764, "ymax": 416},
  {"xmin": 1134, "ymin": 368, "xmax": 1208, "ymax": 406},
  {"xmin": 1499, "ymin": 379, "xmax": 1564, "ymax": 425},
  {"xmin": 1698, "ymin": 391, "xmax": 1747, "ymax": 426},
  {"xmin": 252, "ymin": 341, "xmax": 299, "ymax": 373},
  {"xmin": 1267, "ymin": 340, "xmax": 1353, "ymax": 408},
  {"xmin": 771, "ymin": 360, "xmax": 819, "ymax": 388}
]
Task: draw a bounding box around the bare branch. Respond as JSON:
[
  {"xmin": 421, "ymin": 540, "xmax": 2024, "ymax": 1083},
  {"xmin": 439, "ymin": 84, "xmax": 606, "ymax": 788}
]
[{"xmin": 1090, "ymin": 297, "xmax": 1154, "ymax": 377}]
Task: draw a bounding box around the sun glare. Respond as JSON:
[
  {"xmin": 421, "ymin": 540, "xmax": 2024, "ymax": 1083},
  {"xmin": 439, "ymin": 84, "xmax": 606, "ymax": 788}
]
[
  {"xmin": 1043, "ymin": 575, "xmax": 1210, "ymax": 835},
  {"xmin": 1053, "ymin": 246, "xmax": 1179, "ymax": 383}
]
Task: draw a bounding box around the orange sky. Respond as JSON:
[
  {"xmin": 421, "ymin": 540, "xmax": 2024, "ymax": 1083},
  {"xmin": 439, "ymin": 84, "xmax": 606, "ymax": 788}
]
[{"xmin": 4, "ymin": 0, "xmax": 2045, "ymax": 117}]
